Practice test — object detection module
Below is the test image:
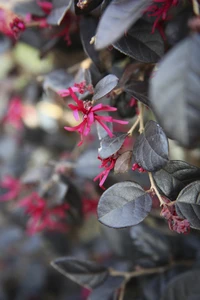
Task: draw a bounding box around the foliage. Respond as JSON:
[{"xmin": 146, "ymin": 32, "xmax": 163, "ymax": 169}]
[{"xmin": 0, "ymin": 0, "xmax": 200, "ymax": 299}]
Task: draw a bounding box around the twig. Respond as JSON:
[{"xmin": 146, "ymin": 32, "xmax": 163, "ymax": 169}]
[
  {"xmin": 110, "ymin": 260, "xmax": 194, "ymax": 300},
  {"xmin": 118, "ymin": 282, "xmax": 126, "ymax": 300},
  {"xmin": 110, "ymin": 259, "xmax": 194, "ymax": 280},
  {"xmin": 192, "ymin": 0, "xmax": 200, "ymax": 15},
  {"xmin": 127, "ymin": 116, "xmax": 140, "ymax": 136},
  {"xmin": 148, "ymin": 172, "xmax": 165, "ymax": 206},
  {"xmin": 127, "ymin": 100, "xmax": 145, "ymax": 136},
  {"xmin": 138, "ymin": 102, "xmax": 145, "ymax": 133}
]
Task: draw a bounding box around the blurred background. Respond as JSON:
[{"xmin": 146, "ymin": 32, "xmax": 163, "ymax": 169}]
[{"xmin": 0, "ymin": 1, "xmax": 200, "ymax": 300}]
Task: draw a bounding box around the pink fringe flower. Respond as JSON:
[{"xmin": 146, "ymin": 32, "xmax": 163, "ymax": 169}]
[
  {"xmin": 94, "ymin": 155, "xmax": 118, "ymax": 188},
  {"xmin": 0, "ymin": 176, "xmax": 22, "ymax": 201},
  {"xmin": 10, "ymin": 17, "xmax": 26, "ymax": 38},
  {"xmin": 0, "ymin": 8, "xmax": 25, "ymax": 38},
  {"xmin": 62, "ymin": 88, "xmax": 128, "ymax": 146},
  {"xmin": 82, "ymin": 198, "xmax": 98, "ymax": 217},
  {"xmin": 132, "ymin": 163, "xmax": 146, "ymax": 173},
  {"xmin": 146, "ymin": 0, "xmax": 179, "ymax": 33},
  {"xmin": 2, "ymin": 97, "xmax": 24, "ymax": 129},
  {"xmin": 25, "ymin": 1, "xmax": 53, "ymax": 28},
  {"xmin": 161, "ymin": 201, "xmax": 190, "ymax": 234},
  {"xmin": 18, "ymin": 192, "xmax": 70, "ymax": 235}
]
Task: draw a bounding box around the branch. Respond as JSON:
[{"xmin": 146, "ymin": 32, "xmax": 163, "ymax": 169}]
[
  {"xmin": 192, "ymin": 0, "xmax": 200, "ymax": 15},
  {"xmin": 127, "ymin": 102, "xmax": 145, "ymax": 136},
  {"xmin": 138, "ymin": 102, "xmax": 144, "ymax": 133},
  {"xmin": 110, "ymin": 260, "xmax": 194, "ymax": 300},
  {"xmin": 127, "ymin": 116, "xmax": 140, "ymax": 136},
  {"xmin": 148, "ymin": 172, "xmax": 165, "ymax": 206}
]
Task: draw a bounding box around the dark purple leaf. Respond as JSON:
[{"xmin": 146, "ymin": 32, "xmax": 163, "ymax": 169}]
[
  {"xmin": 97, "ymin": 181, "xmax": 152, "ymax": 228},
  {"xmin": 43, "ymin": 69, "xmax": 74, "ymax": 93},
  {"xmin": 95, "ymin": 0, "xmax": 153, "ymax": 49},
  {"xmin": 21, "ymin": 166, "xmax": 52, "ymax": 185},
  {"xmin": 98, "ymin": 133, "xmax": 127, "ymax": 159},
  {"xmin": 119, "ymin": 63, "xmax": 150, "ymax": 107},
  {"xmin": 113, "ymin": 19, "xmax": 164, "ymax": 63},
  {"xmin": 116, "ymin": 92, "xmax": 137, "ymax": 118},
  {"xmin": 124, "ymin": 81, "xmax": 150, "ymax": 107},
  {"xmin": 75, "ymin": 0, "xmax": 103, "ymax": 15},
  {"xmin": 51, "ymin": 257, "xmax": 108, "ymax": 288},
  {"xmin": 43, "ymin": 180, "xmax": 68, "ymax": 207},
  {"xmin": 150, "ymin": 34, "xmax": 200, "ymax": 147},
  {"xmin": 133, "ymin": 120, "xmax": 169, "ymax": 172},
  {"xmin": 153, "ymin": 160, "xmax": 200, "ymax": 200},
  {"xmin": 165, "ymin": 8, "xmax": 193, "ymax": 46},
  {"xmin": 89, "ymin": 275, "xmax": 124, "ymax": 300},
  {"xmin": 93, "ymin": 75, "xmax": 119, "ymax": 101},
  {"xmin": 119, "ymin": 63, "xmax": 141, "ymax": 86},
  {"xmin": 0, "ymin": 35, "xmax": 11, "ymax": 54},
  {"xmin": 13, "ymin": 0, "xmax": 45, "ymax": 16},
  {"xmin": 114, "ymin": 151, "xmax": 132, "ymax": 174},
  {"xmin": 60, "ymin": 176, "xmax": 82, "ymax": 223},
  {"xmin": 80, "ymin": 16, "xmax": 102, "ymax": 71},
  {"xmin": 161, "ymin": 270, "xmax": 200, "ymax": 300},
  {"xmin": 47, "ymin": 0, "xmax": 72, "ymax": 25},
  {"xmin": 130, "ymin": 223, "xmax": 170, "ymax": 262},
  {"xmin": 175, "ymin": 181, "xmax": 200, "ymax": 230},
  {"xmin": 75, "ymin": 149, "xmax": 100, "ymax": 178}
]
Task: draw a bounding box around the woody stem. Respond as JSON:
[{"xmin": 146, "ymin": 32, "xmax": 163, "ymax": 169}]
[
  {"xmin": 127, "ymin": 102, "xmax": 145, "ymax": 136},
  {"xmin": 192, "ymin": 0, "xmax": 200, "ymax": 15},
  {"xmin": 138, "ymin": 102, "xmax": 144, "ymax": 133},
  {"xmin": 148, "ymin": 172, "xmax": 165, "ymax": 206},
  {"xmin": 127, "ymin": 116, "xmax": 140, "ymax": 136}
]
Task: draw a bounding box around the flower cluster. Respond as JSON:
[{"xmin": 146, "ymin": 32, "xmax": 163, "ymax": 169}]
[
  {"xmin": 94, "ymin": 155, "xmax": 118, "ymax": 188},
  {"xmin": 2, "ymin": 97, "xmax": 24, "ymax": 129},
  {"xmin": 82, "ymin": 198, "xmax": 98, "ymax": 217},
  {"xmin": 129, "ymin": 97, "xmax": 137, "ymax": 107},
  {"xmin": 0, "ymin": 176, "xmax": 22, "ymax": 201},
  {"xmin": 59, "ymin": 87, "xmax": 128, "ymax": 146},
  {"xmin": 58, "ymin": 81, "xmax": 93, "ymax": 97},
  {"xmin": 10, "ymin": 17, "xmax": 26, "ymax": 38},
  {"xmin": 161, "ymin": 202, "xmax": 190, "ymax": 234},
  {"xmin": 146, "ymin": 0, "xmax": 179, "ymax": 33},
  {"xmin": 25, "ymin": 1, "xmax": 52, "ymax": 28},
  {"xmin": 0, "ymin": 8, "xmax": 25, "ymax": 38},
  {"xmin": 132, "ymin": 163, "xmax": 146, "ymax": 173},
  {"xmin": 18, "ymin": 192, "xmax": 69, "ymax": 235}
]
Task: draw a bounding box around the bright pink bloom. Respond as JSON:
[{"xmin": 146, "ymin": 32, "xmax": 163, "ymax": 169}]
[
  {"xmin": 132, "ymin": 163, "xmax": 146, "ymax": 173},
  {"xmin": 58, "ymin": 86, "xmax": 80, "ymax": 97},
  {"xmin": 54, "ymin": 23, "xmax": 71, "ymax": 45},
  {"xmin": 10, "ymin": 17, "xmax": 26, "ymax": 38},
  {"xmin": 94, "ymin": 155, "xmax": 117, "ymax": 188},
  {"xmin": 81, "ymin": 288, "xmax": 91, "ymax": 300},
  {"xmin": 74, "ymin": 81, "xmax": 94, "ymax": 94},
  {"xmin": 146, "ymin": 0, "xmax": 179, "ymax": 32},
  {"xmin": 18, "ymin": 192, "xmax": 70, "ymax": 235},
  {"xmin": 0, "ymin": 8, "xmax": 25, "ymax": 38},
  {"xmin": 161, "ymin": 202, "xmax": 190, "ymax": 234},
  {"xmin": 0, "ymin": 176, "xmax": 22, "ymax": 201},
  {"xmin": 37, "ymin": 1, "xmax": 53, "ymax": 14},
  {"xmin": 58, "ymin": 81, "xmax": 94, "ymax": 97},
  {"xmin": 52, "ymin": 12, "xmax": 73, "ymax": 46},
  {"xmin": 25, "ymin": 3, "xmax": 74, "ymax": 45},
  {"xmin": 3, "ymin": 97, "xmax": 24, "ymax": 129},
  {"xmin": 24, "ymin": 1, "xmax": 53, "ymax": 28},
  {"xmin": 129, "ymin": 97, "xmax": 137, "ymax": 107},
  {"xmin": 62, "ymin": 88, "xmax": 128, "ymax": 146},
  {"xmin": 82, "ymin": 198, "xmax": 98, "ymax": 217}
]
